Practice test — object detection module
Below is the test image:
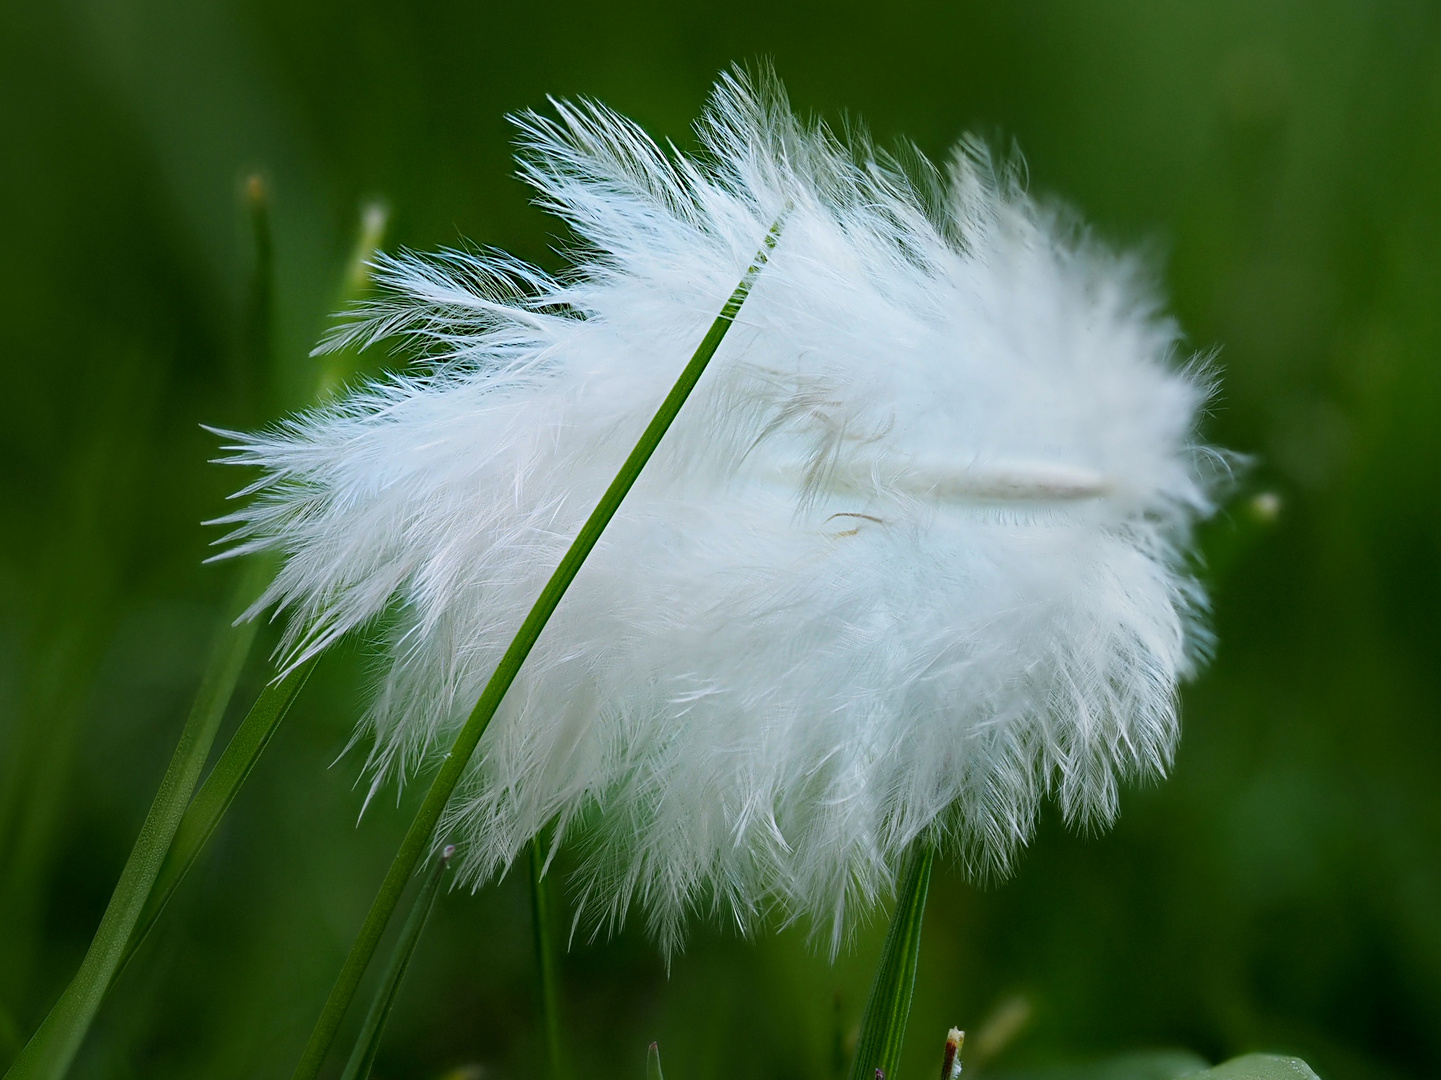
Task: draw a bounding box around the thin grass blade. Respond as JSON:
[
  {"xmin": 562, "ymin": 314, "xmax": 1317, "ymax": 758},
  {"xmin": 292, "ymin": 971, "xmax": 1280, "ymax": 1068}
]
[
  {"xmin": 121, "ymin": 178, "xmax": 376, "ymax": 976},
  {"xmin": 530, "ymin": 834, "xmax": 563, "ymax": 1080},
  {"xmin": 646, "ymin": 1043, "xmax": 664, "ymax": 1080},
  {"xmin": 289, "ymin": 214, "xmax": 786, "ymax": 1080},
  {"xmin": 1201, "ymin": 1054, "xmax": 1320, "ymax": 1080},
  {"xmin": 0, "ymin": 173, "xmax": 285, "ymax": 1080},
  {"xmin": 241, "ymin": 173, "xmax": 275, "ymax": 417},
  {"xmin": 115, "ymin": 180, "xmax": 371, "ymax": 985},
  {"xmin": 116, "ymin": 651, "xmax": 317, "ymax": 977},
  {"xmin": 2, "ymin": 558, "xmax": 268, "ymax": 1080},
  {"xmin": 338, "ymin": 846, "xmax": 454, "ymax": 1080},
  {"xmin": 848, "ymin": 840, "xmax": 936, "ymax": 1080},
  {"xmin": 318, "ymin": 200, "xmax": 390, "ymax": 399}
]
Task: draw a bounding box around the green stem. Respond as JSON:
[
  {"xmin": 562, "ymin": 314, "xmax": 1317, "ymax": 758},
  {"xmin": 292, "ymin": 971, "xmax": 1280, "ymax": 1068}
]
[
  {"xmin": 338, "ymin": 846, "xmax": 453, "ymax": 1080},
  {"xmin": 530, "ymin": 835, "xmax": 563, "ymax": 1080},
  {"xmin": 3, "ymin": 558, "xmax": 268, "ymax": 1080},
  {"xmin": 289, "ymin": 216, "xmax": 785, "ymax": 1080},
  {"xmin": 849, "ymin": 841, "xmax": 936, "ymax": 1080}
]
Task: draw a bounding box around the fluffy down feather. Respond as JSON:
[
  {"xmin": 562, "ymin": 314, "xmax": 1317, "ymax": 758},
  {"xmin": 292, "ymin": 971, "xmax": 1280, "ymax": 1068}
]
[{"xmin": 213, "ymin": 70, "xmax": 1223, "ymax": 953}]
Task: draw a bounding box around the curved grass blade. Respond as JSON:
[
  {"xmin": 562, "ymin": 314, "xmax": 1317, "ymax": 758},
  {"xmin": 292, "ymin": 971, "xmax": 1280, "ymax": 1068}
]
[
  {"xmin": 338, "ymin": 846, "xmax": 454, "ymax": 1080},
  {"xmin": 848, "ymin": 840, "xmax": 936, "ymax": 1080},
  {"xmin": 317, "ymin": 200, "xmax": 390, "ymax": 399},
  {"xmin": 646, "ymin": 1042, "xmax": 664, "ymax": 1080},
  {"xmin": 3, "ymin": 558, "xmax": 268, "ymax": 1080},
  {"xmin": 1202, "ymin": 1054, "xmax": 1319, "ymax": 1080},
  {"xmin": 290, "ymin": 215, "xmax": 786, "ymax": 1080},
  {"xmin": 530, "ymin": 834, "xmax": 563, "ymax": 1080},
  {"xmin": 115, "ymin": 652, "xmax": 317, "ymax": 978},
  {"xmin": 111, "ymin": 175, "xmax": 353, "ymax": 980},
  {"xmin": 1, "ymin": 173, "xmax": 285, "ymax": 1080}
]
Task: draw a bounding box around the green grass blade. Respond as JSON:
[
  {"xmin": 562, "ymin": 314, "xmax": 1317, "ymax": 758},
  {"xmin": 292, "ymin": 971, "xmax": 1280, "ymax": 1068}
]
[
  {"xmin": 117, "ymin": 181, "xmax": 363, "ymax": 980},
  {"xmin": 2, "ymin": 559, "xmax": 267, "ymax": 1080},
  {"xmin": 530, "ymin": 835, "xmax": 563, "ymax": 1080},
  {"xmin": 338, "ymin": 846, "xmax": 454, "ymax": 1080},
  {"xmin": 116, "ymin": 652, "xmax": 317, "ymax": 977},
  {"xmin": 1201, "ymin": 1054, "xmax": 1320, "ymax": 1080},
  {"xmin": 0, "ymin": 171, "xmax": 290, "ymax": 1079},
  {"xmin": 848, "ymin": 840, "xmax": 936, "ymax": 1080},
  {"xmin": 318, "ymin": 200, "xmax": 390, "ymax": 399},
  {"xmin": 289, "ymin": 215, "xmax": 786, "ymax": 1080},
  {"xmin": 0, "ymin": 982, "xmax": 25, "ymax": 1059},
  {"xmin": 646, "ymin": 1042, "xmax": 664, "ymax": 1080},
  {"xmin": 242, "ymin": 173, "xmax": 275, "ymax": 418}
]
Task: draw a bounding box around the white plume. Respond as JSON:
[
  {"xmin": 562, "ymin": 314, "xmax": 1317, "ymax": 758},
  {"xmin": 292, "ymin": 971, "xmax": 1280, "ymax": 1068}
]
[{"xmin": 212, "ymin": 69, "xmax": 1223, "ymax": 954}]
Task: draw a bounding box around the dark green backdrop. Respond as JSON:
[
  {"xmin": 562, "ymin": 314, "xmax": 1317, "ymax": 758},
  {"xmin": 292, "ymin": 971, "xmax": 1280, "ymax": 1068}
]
[{"xmin": 2, "ymin": 2, "xmax": 1439, "ymax": 1078}]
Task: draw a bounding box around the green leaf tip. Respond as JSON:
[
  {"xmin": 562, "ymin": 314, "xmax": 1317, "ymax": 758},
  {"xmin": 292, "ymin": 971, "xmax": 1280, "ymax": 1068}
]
[{"xmin": 646, "ymin": 1042, "xmax": 664, "ymax": 1080}]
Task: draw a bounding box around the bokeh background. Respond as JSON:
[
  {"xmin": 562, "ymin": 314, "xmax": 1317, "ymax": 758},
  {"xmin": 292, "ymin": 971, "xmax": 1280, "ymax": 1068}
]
[{"xmin": 2, "ymin": 1, "xmax": 1439, "ymax": 1078}]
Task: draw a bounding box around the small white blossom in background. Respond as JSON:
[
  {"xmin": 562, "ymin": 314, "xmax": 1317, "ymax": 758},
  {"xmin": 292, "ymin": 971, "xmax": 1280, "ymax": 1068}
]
[{"xmin": 213, "ymin": 69, "xmax": 1226, "ymax": 953}]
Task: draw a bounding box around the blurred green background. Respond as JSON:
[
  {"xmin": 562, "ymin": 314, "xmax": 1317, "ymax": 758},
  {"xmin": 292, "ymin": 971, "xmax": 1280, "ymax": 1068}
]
[{"xmin": 2, "ymin": 1, "xmax": 1439, "ymax": 1078}]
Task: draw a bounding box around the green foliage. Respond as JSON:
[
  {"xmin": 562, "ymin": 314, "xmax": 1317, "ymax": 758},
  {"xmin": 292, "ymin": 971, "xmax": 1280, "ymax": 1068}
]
[
  {"xmin": 1, "ymin": 3, "xmax": 1437, "ymax": 1078},
  {"xmin": 316, "ymin": 201, "xmax": 390, "ymax": 399},
  {"xmin": 993, "ymin": 1052, "xmax": 1318, "ymax": 1080},
  {"xmin": 338, "ymin": 847, "xmax": 453, "ymax": 1080},
  {"xmin": 120, "ymin": 652, "xmax": 317, "ymax": 975},
  {"xmin": 290, "ymin": 219, "xmax": 783, "ymax": 1080},
  {"xmin": 531, "ymin": 835, "xmax": 564, "ymax": 1080},
  {"xmin": 2, "ymin": 561, "xmax": 266, "ymax": 1080},
  {"xmin": 1201, "ymin": 1056, "xmax": 1319, "ymax": 1080},
  {"xmin": 849, "ymin": 843, "xmax": 935, "ymax": 1080}
]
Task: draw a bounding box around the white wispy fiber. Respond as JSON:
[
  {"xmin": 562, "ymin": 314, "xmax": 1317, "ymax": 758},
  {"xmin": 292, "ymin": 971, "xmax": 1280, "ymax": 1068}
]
[{"xmin": 213, "ymin": 70, "xmax": 1224, "ymax": 954}]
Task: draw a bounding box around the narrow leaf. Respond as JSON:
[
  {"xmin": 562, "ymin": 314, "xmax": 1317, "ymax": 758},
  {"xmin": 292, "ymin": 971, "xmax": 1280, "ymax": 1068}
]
[
  {"xmin": 120, "ymin": 181, "xmax": 374, "ymax": 968},
  {"xmin": 338, "ymin": 846, "xmax": 454, "ymax": 1080},
  {"xmin": 646, "ymin": 1043, "xmax": 664, "ymax": 1080},
  {"xmin": 530, "ymin": 835, "xmax": 564, "ymax": 1080},
  {"xmin": 317, "ymin": 200, "xmax": 390, "ymax": 399},
  {"xmin": 289, "ymin": 215, "xmax": 786, "ymax": 1080},
  {"xmin": 1201, "ymin": 1055, "xmax": 1320, "ymax": 1080},
  {"xmin": 849, "ymin": 840, "xmax": 936, "ymax": 1080},
  {"xmin": 116, "ymin": 652, "xmax": 317, "ymax": 977},
  {"xmin": 241, "ymin": 173, "xmax": 275, "ymax": 418},
  {"xmin": 1019, "ymin": 1051, "xmax": 1316, "ymax": 1080},
  {"xmin": 3, "ymin": 558, "xmax": 267, "ymax": 1080}
]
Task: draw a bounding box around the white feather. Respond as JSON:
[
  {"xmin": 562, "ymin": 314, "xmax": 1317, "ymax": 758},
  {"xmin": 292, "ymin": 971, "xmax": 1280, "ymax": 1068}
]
[{"xmin": 211, "ymin": 69, "xmax": 1224, "ymax": 954}]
